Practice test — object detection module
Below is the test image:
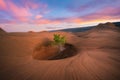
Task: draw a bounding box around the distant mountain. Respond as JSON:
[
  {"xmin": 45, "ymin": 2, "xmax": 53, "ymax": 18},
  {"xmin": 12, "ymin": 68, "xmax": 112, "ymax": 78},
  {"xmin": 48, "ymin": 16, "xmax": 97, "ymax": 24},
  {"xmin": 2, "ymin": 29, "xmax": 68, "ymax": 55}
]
[
  {"xmin": 113, "ymin": 22, "xmax": 120, "ymax": 27},
  {"xmin": 54, "ymin": 26, "xmax": 94, "ymax": 32},
  {"xmin": 52, "ymin": 26, "xmax": 94, "ymax": 32},
  {"xmin": 53, "ymin": 22, "xmax": 120, "ymax": 32}
]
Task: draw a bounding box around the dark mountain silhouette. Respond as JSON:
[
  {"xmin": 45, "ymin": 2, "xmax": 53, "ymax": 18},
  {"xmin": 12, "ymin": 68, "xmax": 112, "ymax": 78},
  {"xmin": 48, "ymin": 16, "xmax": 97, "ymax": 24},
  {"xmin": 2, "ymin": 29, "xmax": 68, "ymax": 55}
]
[
  {"xmin": 53, "ymin": 22, "xmax": 120, "ymax": 32},
  {"xmin": 114, "ymin": 22, "xmax": 120, "ymax": 27},
  {"xmin": 53, "ymin": 26, "xmax": 93, "ymax": 32}
]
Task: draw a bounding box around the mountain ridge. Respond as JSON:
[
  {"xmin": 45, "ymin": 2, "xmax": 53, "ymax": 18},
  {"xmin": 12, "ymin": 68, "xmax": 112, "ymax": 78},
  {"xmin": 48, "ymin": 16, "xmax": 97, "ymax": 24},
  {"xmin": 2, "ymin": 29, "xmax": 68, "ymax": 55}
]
[{"xmin": 54, "ymin": 22, "xmax": 120, "ymax": 32}]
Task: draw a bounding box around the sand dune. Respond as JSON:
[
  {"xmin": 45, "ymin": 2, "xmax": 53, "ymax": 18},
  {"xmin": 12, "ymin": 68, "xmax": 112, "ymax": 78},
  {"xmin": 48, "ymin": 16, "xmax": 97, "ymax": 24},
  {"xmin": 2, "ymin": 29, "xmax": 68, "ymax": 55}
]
[
  {"xmin": 0, "ymin": 28, "xmax": 6, "ymax": 36},
  {"xmin": 0, "ymin": 23, "xmax": 120, "ymax": 80},
  {"xmin": 0, "ymin": 28, "xmax": 6, "ymax": 33}
]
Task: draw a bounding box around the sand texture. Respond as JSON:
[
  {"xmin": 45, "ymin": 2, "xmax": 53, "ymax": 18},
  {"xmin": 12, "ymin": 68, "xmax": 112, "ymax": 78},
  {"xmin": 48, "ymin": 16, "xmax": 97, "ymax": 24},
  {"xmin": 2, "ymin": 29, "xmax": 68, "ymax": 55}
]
[{"xmin": 0, "ymin": 23, "xmax": 120, "ymax": 80}]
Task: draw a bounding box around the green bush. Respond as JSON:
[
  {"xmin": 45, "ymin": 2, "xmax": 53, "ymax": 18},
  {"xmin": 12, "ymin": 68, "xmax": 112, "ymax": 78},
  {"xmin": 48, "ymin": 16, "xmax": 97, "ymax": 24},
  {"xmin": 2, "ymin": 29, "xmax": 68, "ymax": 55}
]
[
  {"xmin": 51, "ymin": 34, "xmax": 66, "ymax": 52},
  {"xmin": 53, "ymin": 34, "xmax": 66, "ymax": 45}
]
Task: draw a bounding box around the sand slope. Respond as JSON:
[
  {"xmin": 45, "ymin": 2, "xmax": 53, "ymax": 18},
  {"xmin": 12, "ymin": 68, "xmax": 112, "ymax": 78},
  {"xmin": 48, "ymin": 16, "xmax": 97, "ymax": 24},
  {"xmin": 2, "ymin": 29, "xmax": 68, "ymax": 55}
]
[{"xmin": 0, "ymin": 23, "xmax": 120, "ymax": 80}]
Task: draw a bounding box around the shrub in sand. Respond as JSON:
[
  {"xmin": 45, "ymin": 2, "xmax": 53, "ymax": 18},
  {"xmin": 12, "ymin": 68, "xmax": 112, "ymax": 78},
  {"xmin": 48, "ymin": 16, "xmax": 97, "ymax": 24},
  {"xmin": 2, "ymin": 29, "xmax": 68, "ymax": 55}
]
[
  {"xmin": 32, "ymin": 34, "xmax": 66, "ymax": 60},
  {"xmin": 32, "ymin": 34, "xmax": 77, "ymax": 60},
  {"xmin": 52, "ymin": 34, "xmax": 66, "ymax": 52}
]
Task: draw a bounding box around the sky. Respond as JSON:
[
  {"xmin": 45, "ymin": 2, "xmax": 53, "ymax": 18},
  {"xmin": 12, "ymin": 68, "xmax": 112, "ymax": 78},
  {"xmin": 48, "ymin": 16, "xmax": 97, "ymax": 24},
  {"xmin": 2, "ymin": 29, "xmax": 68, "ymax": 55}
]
[{"xmin": 0, "ymin": 0, "xmax": 120, "ymax": 32}]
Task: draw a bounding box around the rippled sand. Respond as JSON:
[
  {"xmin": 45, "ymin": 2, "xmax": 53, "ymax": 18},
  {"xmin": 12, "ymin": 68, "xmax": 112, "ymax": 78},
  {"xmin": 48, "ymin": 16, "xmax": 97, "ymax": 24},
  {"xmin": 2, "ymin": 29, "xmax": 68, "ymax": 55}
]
[{"xmin": 0, "ymin": 23, "xmax": 120, "ymax": 80}]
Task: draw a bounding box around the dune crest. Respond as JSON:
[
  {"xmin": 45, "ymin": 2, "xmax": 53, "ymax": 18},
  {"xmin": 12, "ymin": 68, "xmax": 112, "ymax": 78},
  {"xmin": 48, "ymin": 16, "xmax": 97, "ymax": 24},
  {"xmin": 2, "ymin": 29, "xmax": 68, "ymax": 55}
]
[
  {"xmin": 91, "ymin": 22, "xmax": 120, "ymax": 31},
  {"xmin": 0, "ymin": 28, "xmax": 6, "ymax": 34}
]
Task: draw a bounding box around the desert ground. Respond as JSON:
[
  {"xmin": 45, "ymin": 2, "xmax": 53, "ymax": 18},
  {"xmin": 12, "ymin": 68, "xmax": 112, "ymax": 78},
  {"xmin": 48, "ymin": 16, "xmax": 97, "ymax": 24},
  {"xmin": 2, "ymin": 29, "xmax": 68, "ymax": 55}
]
[{"xmin": 0, "ymin": 23, "xmax": 120, "ymax": 80}]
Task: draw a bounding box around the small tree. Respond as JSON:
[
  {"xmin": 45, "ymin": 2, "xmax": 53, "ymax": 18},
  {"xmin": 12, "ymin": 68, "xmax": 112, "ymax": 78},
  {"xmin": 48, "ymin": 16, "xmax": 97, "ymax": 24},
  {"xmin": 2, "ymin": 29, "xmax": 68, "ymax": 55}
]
[{"xmin": 52, "ymin": 34, "xmax": 66, "ymax": 52}]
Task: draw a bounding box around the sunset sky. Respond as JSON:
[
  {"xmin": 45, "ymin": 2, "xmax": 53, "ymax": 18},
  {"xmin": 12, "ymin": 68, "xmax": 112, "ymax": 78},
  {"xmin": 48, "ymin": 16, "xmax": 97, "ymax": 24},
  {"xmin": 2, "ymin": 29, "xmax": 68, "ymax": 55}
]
[{"xmin": 0, "ymin": 0, "xmax": 120, "ymax": 32}]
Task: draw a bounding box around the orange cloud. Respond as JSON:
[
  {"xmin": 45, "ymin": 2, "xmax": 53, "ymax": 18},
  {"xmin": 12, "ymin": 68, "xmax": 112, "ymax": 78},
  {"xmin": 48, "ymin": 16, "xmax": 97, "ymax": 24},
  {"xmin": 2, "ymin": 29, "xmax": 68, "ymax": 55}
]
[
  {"xmin": 70, "ymin": 18, "xmax": 82, "ymax": 23},
  {"xmin": 35, "ymin": 19, "xmax": 50, "ymax": 24},
  {"xmin": 61, "ymin": 18, "xmax": 82, "ymax": 24},
  {"xmin": 35, "ymin": 19, "xmax": 60, "ymax": 24},
  {"xmin": 35, "ymin": 15, "xmax": 43, "ymax": 19}
]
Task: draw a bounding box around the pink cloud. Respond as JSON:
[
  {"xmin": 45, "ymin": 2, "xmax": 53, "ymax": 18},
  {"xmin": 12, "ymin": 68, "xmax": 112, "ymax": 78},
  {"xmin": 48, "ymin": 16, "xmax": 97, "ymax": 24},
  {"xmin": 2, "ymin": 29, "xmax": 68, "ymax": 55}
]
[
  {"xmin": 0, "ymin": 18, "xmax": 16, "ymax": 24},
  {"xmin": 65, "ymin": 18, "xmax": 82, "ymax": 23},
  {"xmin": 23, "ymin": 0, "xmax": 48, "ymax": 11},
  {"xmin": 34, "ymin": 19, "xmax": 60, "ymax": 24},
  {"xmin": 35, "ymin": 19, "xmax": 50, "ymax": 24},
  {"xmin": 34, "ymin": 18, "xmax": 83, "ymax": 24},
  {"xmin": 7, "ymin": 1, "xmax": 49, "ymax": 23},
  {"xmin": 24, "ymin": 1, "xmax": 40, "ymax": 9},
  {"xmin": 0, "ymin": 0, "xmax": 50, "ymax": 24},
  {"xmin": 57, "ymin": 6, "xmax": 120, "ymax": 24},
  {"xmin": 80, "ymin": 6, "xmax": 120, "ymax": 22},
  {"xmin": 0, "ymin": 0, "xmax": 7, "ymax": 10},
  {"xmin": 97, "ymin": 7, "xmax": 120, "ymax": 16},
  {"xmin": 8, "ymin": 2, "xmax": 32, "ymax": 22}
]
